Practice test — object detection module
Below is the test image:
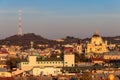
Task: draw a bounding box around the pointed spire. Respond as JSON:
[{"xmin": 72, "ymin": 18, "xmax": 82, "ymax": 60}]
[
  {"xmin": 30, "ymin": 41, "xmax": 34, "ymax": 49},
  {"xmin": 92, "ymin": 30, "xmax": 100, "ymax": 37},
  {"xmin": 30, "ymin": 41, "xmax": 34, "ymax": 51},
  {"xmin": 95, "ymin": 30, "xmax": 99, "ymax": 35}
]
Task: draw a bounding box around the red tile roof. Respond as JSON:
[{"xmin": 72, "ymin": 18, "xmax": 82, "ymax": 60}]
[
  {"xmin": 0, "ymin": 51, "xmax": 9, "ymax": 54},
  {"xmin": 0, "ymin": 77, "xmax": 14, "ymax": 80}
]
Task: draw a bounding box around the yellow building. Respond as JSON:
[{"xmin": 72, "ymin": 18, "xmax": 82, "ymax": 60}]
[
  {"xmin": 86, "ymin": 31, "xmax": 108, "ymax": 54},
  {"xmin": 103, "ymin": 52, "xmax": 120, "ymax": 60},
  {"xmin": 0, "ymin": 68, "xmax": 11, "ymax": 77}
]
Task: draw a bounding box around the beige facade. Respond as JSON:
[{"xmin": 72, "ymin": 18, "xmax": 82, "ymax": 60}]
[
  {"xmin": 0, "ymin": 52, "xmax": 8, "ymax": 68},
  {"xmin": 74, "ymin": 44, "xmax": 82, "ymax": 54},
  {"xmin": 0, "ymin": 72, "xmax": 11, "ymax": 77},
  {"xmin": 103, "ymin": 54, "xmax": 120, "ymax": 60},
  {"xmin": 64, "ymin": 53, "xmax": 75, "ymax": 67},
  {"xmin": 0, "ymin": 68, "xmax": 11, "ymax": 77},
  {"xmin": 20, "ymin": 53, "xmax": 75, "ymax": 72},
  {"xmin": 0, "ymin": 64, "xmax": 7, "ymax": 68},
  {"xmin": 20, "ymin": 56, "xmax": 63, "ymax": 70},
  {"xmin": 32, "ymin": 67, "xmax": 62, "ymax": 76},
  {"xmin": 86, "ymin": 31, "xmax": 108, "ymax": 53}
]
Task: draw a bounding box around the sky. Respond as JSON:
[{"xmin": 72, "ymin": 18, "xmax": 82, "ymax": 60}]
[{"xmin": 0, "ymin": 0, "xmax": 120, "ymax": 39}]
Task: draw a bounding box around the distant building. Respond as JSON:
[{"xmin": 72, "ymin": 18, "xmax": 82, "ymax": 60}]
[
  {"xmin": 74, "ymin": 44, "xmax": 83, "ymax": 54},
  {"xmin": 63, "ymin": 44, "xmax": 74, "ymax": 53},
  {"xmin": 91, "ymin": 58, "xmax": 104, "ymax": 64},
  {"xmin": 108, "ymin": 43, "xmax": 116, "ymax": 51},
  {"xmin": 0, "ymin": 68, "xmax": 11, "ymax": 77},
  {"xmin": 55, "ymin": 39, "xmax": 64, "ymax": 42},
  {"xmin": 86, "ymin": 31, "xmax": 108, "ymax": 54},
  {"xmin": 0, "ymin": 51, "xmax": 8, "ymax": 68},
  {"xmin": 103, "ymin": 52, "xmax": 120, "ymax": 60},
  {"xmin": 1, "ymin": 45, "xmax": 21, "ymax": 55},
  {"xmin": 32, "ymin": 67, "xmax": 62, "ymax": 76},
  {"xmin": 19, "ymin": 53, "xmax": 75, "ymax": 76}
]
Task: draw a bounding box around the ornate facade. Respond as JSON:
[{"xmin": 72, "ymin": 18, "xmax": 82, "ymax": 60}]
[{"xmin": 86, "ymin": 31, "xmax": 108, "ymax": 53}]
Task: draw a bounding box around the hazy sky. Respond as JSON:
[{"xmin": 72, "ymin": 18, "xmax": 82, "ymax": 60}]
[{"xmin": 0, "ymin": 0, "xmax": 120, "ymax": 39}]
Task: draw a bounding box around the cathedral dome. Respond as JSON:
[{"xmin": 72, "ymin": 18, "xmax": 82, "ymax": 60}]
[
  {"xmin": 92, "ymin": 31, "xmax": 100, "ymax": 37},
  {"xmin": 91, "ymin": 31, "xmax": 103, "ymax": 45},
  {"xmin": 86, "ymin": 31, "xmax": 108, "ymax": 53}
]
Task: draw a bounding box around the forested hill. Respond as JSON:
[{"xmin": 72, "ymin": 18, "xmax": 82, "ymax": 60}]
[{"xmin": 0, "ymin": 33, "xmax": 56, "ymax": 47}]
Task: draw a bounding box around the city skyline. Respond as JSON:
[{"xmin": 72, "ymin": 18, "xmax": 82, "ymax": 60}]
[{"xmin": 0, "ymin": 0, "xmax": 120, "ymax": 39}]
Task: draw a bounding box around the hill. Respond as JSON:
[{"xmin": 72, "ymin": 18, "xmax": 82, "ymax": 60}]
[
  {"xmin": 0, "ymin": 33, "xmax": 120, "ymax": 49},
  {"xmin": 0, "ymin": 33, "xmax": 57, "ymax": 48}
]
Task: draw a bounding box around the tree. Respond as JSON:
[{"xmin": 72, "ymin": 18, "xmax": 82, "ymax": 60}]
[
  {"xmin": 75, "ymin": 53, "xmax": 91, "ymax": 62},
  {"xmin": 6, "ymin": 57, "xmax": 20, "ymax": 71},
  {"xmin": 80, "ymin": 72, "xmax": 93, "ymax": 80}
]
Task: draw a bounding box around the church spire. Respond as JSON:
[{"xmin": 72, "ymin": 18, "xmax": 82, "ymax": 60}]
[
  {"xmin": 95, "ymin": 30, "xmax": 99, "ymax": 35},
  {"xmin": 92, "ymin": 30, "xmax": 100, "ymax": 37}
]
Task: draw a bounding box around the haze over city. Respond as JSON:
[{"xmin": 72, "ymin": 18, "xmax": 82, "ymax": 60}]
[
  {"xmin": 0, "ymin": 0, "xmax": 120, "ymax": 39},
  {"xmin": 2, "ymin": 1, "xmax": 120, "ymax": 80}
]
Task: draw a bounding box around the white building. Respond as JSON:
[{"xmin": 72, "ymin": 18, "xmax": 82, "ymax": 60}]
[
  {"xmin": 74, "ymin": 44, "xmax": 82, "ymax": 54},
  {"xmin": 32, "ymin": 67, "xmax": 62, "ymax": 76},
  {"xmin": 19, "ymin": 53, "xmax": 75, "ymax": 76}
]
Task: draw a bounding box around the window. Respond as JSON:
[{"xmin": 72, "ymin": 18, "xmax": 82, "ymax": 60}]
[
  {"xmin": 23, "ymin": 62, "xmax": 28, "ymax": 65},
  {"xmin": 1, "ymin": 73, "xmax": 5, "ymax": 76},
  {"xmin": 38, "ymin": 62, "xmax": 41, "ymax": 64},
  {"xmin": 72, "ymin": 64, "xmax": 74, "ymax": 67}
]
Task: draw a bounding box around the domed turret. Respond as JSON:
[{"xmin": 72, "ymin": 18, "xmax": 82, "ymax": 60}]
[
  {"xmin": 108, "ymin": 74, "xmax": 115, "ymax": 80},
  {"xmin": 92, "ymin": 31, "xmax": 100, "ymax": 37},
  {"xmin": 91, "ymin": 31, "xmax": 103, "ymax": 45}
]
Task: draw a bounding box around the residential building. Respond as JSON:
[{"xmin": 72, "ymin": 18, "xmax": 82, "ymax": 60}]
[
  {"xmin": 103, "ymin": 52, "xmax": 120, "ymax": 60},
  {"xmin": 0, "ymin": 51, "xmax": 8, "ymax": 68},
  {"xmin": 0, "ymin": 68, "xmax": 11, "ymax": 77},
  {"xmin": 74, "ymin": 44, "xmax": 82, "ymax": 54}
]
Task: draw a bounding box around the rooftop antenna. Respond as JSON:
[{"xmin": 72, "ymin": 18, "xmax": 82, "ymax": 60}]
[{"xmin": 18, "ymin": 9, "xmax": 23, "ymax": 36}]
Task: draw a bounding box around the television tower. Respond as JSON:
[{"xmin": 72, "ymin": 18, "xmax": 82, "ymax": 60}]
[{"xmin": 18, "ymin": 10, "xmax": 23, "ymax": 36}]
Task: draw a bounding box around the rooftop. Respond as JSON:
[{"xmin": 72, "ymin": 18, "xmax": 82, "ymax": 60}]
[
  {"xmin": 105, "ymin": 51, "xmax": 120, "ymax": 55},
  {"xmin": 37, "ymin": 57, "xmax": 63, "ymax": 61}
]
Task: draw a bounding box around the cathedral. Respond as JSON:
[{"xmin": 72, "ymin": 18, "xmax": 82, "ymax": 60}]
[{"xmin": 86, "ymin": 31, "xmax": 108, "ymax": 54}]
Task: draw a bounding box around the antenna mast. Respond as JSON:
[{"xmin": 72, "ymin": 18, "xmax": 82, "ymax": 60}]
[{"xmin": 18, "ymin": 10, "xmax": 22, "ymax": 36}]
